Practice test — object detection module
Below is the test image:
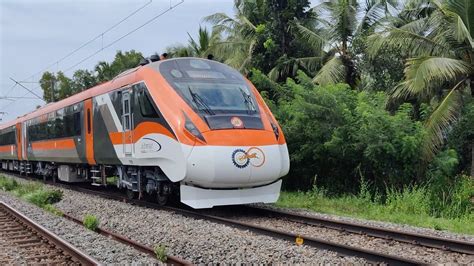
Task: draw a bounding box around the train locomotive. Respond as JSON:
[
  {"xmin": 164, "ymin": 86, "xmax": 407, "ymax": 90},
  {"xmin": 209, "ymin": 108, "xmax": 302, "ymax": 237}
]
[{"xmin": 0, "ymin": 58, "xmax": 290, "ymax": 208}]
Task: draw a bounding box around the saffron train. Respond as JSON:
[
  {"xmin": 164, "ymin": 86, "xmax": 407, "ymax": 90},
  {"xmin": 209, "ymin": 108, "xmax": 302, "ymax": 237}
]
[{"xmin": 0, "ymin": 58, "xmax": 289, "ymax": 208}]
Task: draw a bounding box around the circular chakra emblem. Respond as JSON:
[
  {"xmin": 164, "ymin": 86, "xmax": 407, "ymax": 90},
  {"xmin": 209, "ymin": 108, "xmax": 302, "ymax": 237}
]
[
  {"xmin": 230, "ymin": 116, "xmax": 244, "ymax": 128},
  {"xmin": 232, "ymin": 149, "xmax": 250, "ymax": 168}
]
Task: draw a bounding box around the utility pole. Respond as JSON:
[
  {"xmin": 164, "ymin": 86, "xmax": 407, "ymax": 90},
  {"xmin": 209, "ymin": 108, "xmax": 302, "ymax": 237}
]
[{"xmin": 51, "ymin": 79, "xmax": 55, "ymax": 102}]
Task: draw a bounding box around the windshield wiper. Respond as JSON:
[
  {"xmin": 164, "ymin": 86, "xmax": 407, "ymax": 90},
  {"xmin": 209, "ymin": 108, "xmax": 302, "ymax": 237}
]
[
  {"xmin": 188, "ymin": 86, "xmax": 214, "ymax": 115},
  {"xmin": 239, "ymin": 88, "xmax": 256, "ymax": 114}
]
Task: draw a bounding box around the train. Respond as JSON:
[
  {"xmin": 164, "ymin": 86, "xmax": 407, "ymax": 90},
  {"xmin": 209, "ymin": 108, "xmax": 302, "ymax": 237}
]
[{"xmin": 0, "ymin": 58, "xmax": 290, "ymax": 208}]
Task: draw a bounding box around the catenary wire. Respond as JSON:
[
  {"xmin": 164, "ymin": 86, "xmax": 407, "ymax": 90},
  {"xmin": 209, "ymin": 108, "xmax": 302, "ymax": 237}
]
[{"xmin": 1, "ymin": 0, "xmax": 184, "ymax": 116}]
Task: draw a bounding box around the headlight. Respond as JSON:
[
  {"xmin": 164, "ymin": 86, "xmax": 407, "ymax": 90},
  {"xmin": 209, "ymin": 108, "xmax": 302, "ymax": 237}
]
[
  {"xmin": 270, "ymin": 121, "xmax": 280, "ymax": 140},
  {"xmin": 183, "ymin": 113, "xmax": 206, "ymax": 142}
]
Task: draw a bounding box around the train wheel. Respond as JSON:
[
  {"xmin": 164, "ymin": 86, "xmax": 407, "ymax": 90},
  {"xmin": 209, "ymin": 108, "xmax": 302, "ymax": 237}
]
[
  {"xmin": 156, "ymin": 191, "xmax": 168, "ymax": 206},
  {"xmin": 126, "ymin": 188, "xmax": 137, "ymax": 200}
]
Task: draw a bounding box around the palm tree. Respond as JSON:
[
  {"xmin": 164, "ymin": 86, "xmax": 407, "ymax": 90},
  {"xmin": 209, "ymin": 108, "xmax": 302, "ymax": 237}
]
[
  {"xmin": 369, "ymin": 0, "xmax": 474, "ymax": 167},
  {"xmin": 205, "ymin": 0, "xmax": 319, "ymax": 80},
  {"xmin": 295, "ymin": 0, "xmax": 400, "ymax": 88},
  {"xmin": 204, "ymin": 0, "xmax": 261, "ymax": 74}
]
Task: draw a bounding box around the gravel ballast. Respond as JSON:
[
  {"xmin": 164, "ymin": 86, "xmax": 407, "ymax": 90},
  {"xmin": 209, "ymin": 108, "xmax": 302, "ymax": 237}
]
[
  {"xmin": 255, "ymin": 204, "xmax": 474, "ymax": 243},
  {"xmin": 230, "ymin": 215, "xmax": 473, "ymax": 264},
  {"xmin": 0, "ymin": 191, "xmax": 159, "ymax": 264},
  {"xmin": 5, "ymin": 173, "xmax": 473, "ymax": 264},
  {"xmin": 54, "ymin": 188, "xmax": 366, "ymax": 264}
]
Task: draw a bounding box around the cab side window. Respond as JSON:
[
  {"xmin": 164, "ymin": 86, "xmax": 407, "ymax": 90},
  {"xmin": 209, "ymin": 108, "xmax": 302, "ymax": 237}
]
[{"xmin": 135, "ymin": 83, "xmax": 159, "ymax": 118}]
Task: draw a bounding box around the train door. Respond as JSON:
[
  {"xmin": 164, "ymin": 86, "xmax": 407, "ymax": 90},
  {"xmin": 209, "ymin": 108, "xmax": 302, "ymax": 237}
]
[
  {"xmin": 15, "ymin": 123, "xmax": 23, "ymax": 161},
  {"xmin": 84, "ymin": 99, "xmax": 96, "ymax": 165},
  {"xmin": 121, "ymin": 89, "xmax": 133, "ymax": 156}
]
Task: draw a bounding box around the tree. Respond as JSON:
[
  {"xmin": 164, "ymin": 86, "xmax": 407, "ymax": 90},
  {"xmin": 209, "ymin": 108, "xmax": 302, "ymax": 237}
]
[
  {"xmin": 205, "ymin": 0, "xmax": 318, "ymax": 80},
  {"xmin": 40, "ymin": 50, "xmax": 143, "ymax": 102},
  {"xmin": 295, "ymin": 0, "xmax": 400, "ymax": 88},
  {"xmin": 71, "ymin": 69, "xmax": 97, "ymax": 93},
  {"xmin": 39, "ymin": 71, "xmax": 58, "ymax": 103},
  {"xmin": 369, "ymin": 0, "xmax": 474, "ymax": 171},
  {"xmin": 96, "ymin": 50, "xmax": 143, "ymax": 82}
]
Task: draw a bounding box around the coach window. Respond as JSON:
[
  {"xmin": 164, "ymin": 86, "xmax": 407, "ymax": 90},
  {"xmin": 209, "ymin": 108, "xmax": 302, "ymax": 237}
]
[{"xmin": 136, "ymin": 83, "xmax": 159, "ymax": 118}]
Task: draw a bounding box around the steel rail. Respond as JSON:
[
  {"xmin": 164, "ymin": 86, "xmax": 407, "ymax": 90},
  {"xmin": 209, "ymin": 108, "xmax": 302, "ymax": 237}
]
[
  {"xmin": 0, "ymin": 201, "xmax": 99, "ymax": 265},
  {"xmin": 18, "ymin": 178, "xmax": 421, "ymax": 265},
  {"xmin": 2, "ymin": 171, "xmax": 458, "ymax": 264},
  {"xmin": 61, "ymin": 213, "xmax": 191, "ymax": 265},
  {"xmin": 246, "ymin": 206, "xmax": 474, "ymax": 255}
]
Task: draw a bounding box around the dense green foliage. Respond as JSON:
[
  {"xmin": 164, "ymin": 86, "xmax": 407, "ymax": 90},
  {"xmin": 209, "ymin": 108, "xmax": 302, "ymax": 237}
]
[
  {"xmin": 40, "ymin": 50, "xmax": 143, "ymax": 103},
  {"xmin": 261, "ymin": 71, "xmax": 426, "ymax": 193},
  {"xmin": 38, "ymin": 0, "xmax": 473, "ymax": 226}
]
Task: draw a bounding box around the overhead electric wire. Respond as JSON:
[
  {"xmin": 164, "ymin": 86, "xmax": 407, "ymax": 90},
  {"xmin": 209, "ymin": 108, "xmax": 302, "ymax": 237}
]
[
  {"xmin": 63, "ymin": 0, "xmax": 184, "ymax": 73},
  {"xmin": 24, "ymin": 0, "xmax": 153, "ymax": 82},
  {"xmin": 1, "ymin": 0, "xmax": 153, "ymax": 109},
  {"xmin": 8, "ymin": 77, "xmax": 44, "ymax": 100},
  {"xmin": 1, "ymin": 0, "xmax": 184, "ymax": 117}
]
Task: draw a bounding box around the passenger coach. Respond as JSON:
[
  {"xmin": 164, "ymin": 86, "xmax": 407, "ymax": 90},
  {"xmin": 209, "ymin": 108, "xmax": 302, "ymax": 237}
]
[{"xmin": 0, "ymin": 58, "xmax": 290, "ymax": 208}]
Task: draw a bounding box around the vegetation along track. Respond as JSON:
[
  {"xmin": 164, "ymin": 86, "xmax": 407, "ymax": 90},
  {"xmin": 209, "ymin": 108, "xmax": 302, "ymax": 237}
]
[
  {"xmin": 3, "ymin": 172, "xmax": 425, "ymax": 265},
  {"xmin": 0, "ymin": 201, "xmax": 99, "ymax": 265},
  {"xmin": 5, "ymin": 171, "xmax": 473, "ymax": 264}
]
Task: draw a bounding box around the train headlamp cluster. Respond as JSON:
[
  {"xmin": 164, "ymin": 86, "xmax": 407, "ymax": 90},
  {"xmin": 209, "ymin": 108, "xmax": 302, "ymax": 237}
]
[
  {"xmin": 270, "ymin": 121, "xmax": 280, "ymax": 140},
  {"xmin": 183, "ymin": 113, "xmax": 206, "ymax": 142}
]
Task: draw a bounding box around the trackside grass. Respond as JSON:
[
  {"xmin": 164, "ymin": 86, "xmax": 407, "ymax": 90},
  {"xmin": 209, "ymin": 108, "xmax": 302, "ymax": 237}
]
[
  {"xmin": 276, "ymin": 188, "xmax": 474, "ymax": 235},
  {"xmin": 0, "ymin": 175, "xmax": 64, "ymax": 216}
]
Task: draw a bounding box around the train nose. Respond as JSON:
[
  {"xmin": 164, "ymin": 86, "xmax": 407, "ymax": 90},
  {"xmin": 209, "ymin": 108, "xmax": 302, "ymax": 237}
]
[{"xmin": 184, "ymin": 131, "xmax": 289, "ymax": 188}]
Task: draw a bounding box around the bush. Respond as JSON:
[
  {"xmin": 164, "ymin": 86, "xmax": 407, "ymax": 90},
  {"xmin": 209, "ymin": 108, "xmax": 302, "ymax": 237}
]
[
  {"xmin": 23, "ymin": 189, "xmax": 63, "ymax": 207},
  {"xmin": 83, "ymin": 214, "xmax": 99, "ymax": 231},
  {"xmin": 385, "ymin": 185, "xmax": 431, "ymax": 216},
  {"xmin": 0, "ymin": 176, "xmax": 18, "ymax": 191},
  {"xmin": 277, "ymin": 71, "xmax": 425, "ymax": 193}
]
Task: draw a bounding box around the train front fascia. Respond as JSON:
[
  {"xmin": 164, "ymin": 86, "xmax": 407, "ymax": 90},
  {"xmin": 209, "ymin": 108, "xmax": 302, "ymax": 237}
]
[{"xmin": 149, "ymin": 58, "xmax": 290, "ymax": 208}]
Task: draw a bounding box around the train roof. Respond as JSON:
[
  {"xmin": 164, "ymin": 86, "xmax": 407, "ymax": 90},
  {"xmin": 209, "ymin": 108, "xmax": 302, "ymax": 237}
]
[{"xmin": 0, "ymin": 57, "xmax": 224, "ymax": 130}]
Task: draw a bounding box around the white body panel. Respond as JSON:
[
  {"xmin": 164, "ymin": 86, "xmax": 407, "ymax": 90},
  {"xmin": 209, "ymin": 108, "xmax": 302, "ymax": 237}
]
[
  {"xmin": 184, "ymin": 144, "xmax": 289, "ymax": 188},
  {"xmin": 112, "ymin": 134, "xmax": 191, "ymax": 182},
  {"xmin": 181, "ymin": 180, "xmax": 282, "ymax": 208}
]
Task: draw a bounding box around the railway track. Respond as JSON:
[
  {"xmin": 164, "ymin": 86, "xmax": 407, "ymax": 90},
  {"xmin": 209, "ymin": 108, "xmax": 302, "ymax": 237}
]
[
  {"xmin": 0, "ymin": 201, "xmax": 98, "ymax": 265},
  {"xmin": 4, "ymin": 171, "xmax": 473, "ymax": 264},
  {"xmin": 244, "ymin": 206, "xmax": 474, "ymax": 255}
]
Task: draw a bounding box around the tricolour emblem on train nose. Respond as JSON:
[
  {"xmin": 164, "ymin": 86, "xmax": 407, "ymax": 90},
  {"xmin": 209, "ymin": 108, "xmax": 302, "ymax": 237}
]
[
  {"xmin": 230, "ymin": 116, "xmax": 244, "ymax": 128},
  {"xmin": 232, "ymin": 147, "xmax": 266, "ymax": 168}
]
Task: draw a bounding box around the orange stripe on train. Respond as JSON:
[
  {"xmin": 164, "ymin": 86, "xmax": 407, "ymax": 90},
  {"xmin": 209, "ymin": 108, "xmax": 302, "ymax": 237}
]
[
  {"xmin": 31, "ymin": 138, "xmax": 76, "ymax": 151},
  {"xmin": 109, "ymin": 122, "xmax": 176, "ymax": 145},
  {"xmin": 0, "ymin": 145, "xmax": 13, "ymax": 152}
]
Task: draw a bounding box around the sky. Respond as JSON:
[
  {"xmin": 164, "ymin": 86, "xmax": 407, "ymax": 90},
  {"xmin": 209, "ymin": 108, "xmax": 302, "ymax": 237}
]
[
  {"xmin": 0, "ymin": 0, "xmax": 236, "ymax": 122},
  {"xmin": 0, "ymin": 0, "xmax": 317, "ymax": 123}
]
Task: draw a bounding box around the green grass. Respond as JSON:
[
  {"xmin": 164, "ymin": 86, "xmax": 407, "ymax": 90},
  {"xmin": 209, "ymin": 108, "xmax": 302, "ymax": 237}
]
[
  {"xmin": 276, "ymin": 189, "xmax": 474, "ymax": 235},
  {"xmin": 83, "ymin": 214, "xmax": 100, "ymax": 231},
  {"xmin": 154, "ymin": 244, "xmax": 167, "ymax": 262},
  {"xmin": 0, "ymin": 175, "xmax": 64, "ymax": 216}
]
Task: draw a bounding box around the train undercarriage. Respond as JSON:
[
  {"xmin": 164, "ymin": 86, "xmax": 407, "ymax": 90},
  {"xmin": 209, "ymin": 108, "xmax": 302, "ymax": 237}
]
[{"xmin": 0, "ymin": 160, "xmax": 176, "ymax": 205}]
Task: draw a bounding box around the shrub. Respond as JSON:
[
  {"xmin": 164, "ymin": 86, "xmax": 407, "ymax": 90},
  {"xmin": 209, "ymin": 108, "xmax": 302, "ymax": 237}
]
[
  {"xmin": 83, "ymin": 214, "xmax": 99, "ymax": 231},
  {"xmin": 278, "ymin": 71, "xmax": 425, "ymax": 193},
  {"xmin": 13, "ymin": 182, "xmax": 43, "ymax": 197},
  {"xmin": 23, "ymin": 189, "xmax": 63, "ymax": 207},
  {"xmin": 384, "ymin": 185, "xmax": 431, "ymax": 216},
  {"xmin": 0, "ymin": 176, "xmax": 18, "ymax": 191},
  {"xmin": 154, "ymin": 244, "xmax": 167, "ymax": 262}
]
